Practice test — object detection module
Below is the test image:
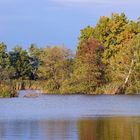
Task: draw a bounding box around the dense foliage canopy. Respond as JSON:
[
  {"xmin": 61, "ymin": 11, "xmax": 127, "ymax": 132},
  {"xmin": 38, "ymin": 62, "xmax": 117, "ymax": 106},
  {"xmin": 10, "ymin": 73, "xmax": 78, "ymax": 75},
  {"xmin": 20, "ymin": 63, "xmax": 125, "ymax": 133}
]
[{"xmin": 0, "ymin": 13, "xmax": 140, "ymax": 96}]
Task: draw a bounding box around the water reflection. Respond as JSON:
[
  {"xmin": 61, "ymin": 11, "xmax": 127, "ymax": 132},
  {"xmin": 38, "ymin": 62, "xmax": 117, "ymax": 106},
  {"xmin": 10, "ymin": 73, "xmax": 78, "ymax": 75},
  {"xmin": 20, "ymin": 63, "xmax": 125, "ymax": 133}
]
[
  {"xmin": 77, "ymin": 117, "xmax": 140, "ymax": 140},
  {"xmin": 0, "ymin": 117, "xmax": 140, "ymax": 140},
  {"xmin": 41, "ymin": 120, "xmax": 77, "ymax": 140}
]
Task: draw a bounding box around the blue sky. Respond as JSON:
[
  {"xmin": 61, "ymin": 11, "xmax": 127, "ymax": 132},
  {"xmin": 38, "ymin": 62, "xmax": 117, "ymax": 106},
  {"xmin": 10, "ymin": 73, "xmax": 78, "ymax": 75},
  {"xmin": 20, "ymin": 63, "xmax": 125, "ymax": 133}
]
[{"xmin": 0, "ymin": 0, "xmax": 140, "ymax": 51}]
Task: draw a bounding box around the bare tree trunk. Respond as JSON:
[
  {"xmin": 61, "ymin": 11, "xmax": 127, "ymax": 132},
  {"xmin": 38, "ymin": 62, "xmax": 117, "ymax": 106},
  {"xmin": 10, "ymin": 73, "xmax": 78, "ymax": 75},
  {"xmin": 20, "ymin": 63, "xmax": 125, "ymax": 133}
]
[
  {"xmin": 122, "ymin": 58, "xmax": 134, "ymax": 89},
  {"xmin": 114, "ymin": 54, "xmax": 135, "ymax": 94}
]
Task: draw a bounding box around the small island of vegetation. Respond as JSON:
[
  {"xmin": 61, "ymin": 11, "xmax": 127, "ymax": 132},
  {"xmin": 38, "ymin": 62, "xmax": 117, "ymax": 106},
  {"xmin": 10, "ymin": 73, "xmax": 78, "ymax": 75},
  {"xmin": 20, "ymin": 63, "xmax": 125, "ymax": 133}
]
[{"xmin": 1, "ymin": 13, "xmax": 140, "ymax": 97}]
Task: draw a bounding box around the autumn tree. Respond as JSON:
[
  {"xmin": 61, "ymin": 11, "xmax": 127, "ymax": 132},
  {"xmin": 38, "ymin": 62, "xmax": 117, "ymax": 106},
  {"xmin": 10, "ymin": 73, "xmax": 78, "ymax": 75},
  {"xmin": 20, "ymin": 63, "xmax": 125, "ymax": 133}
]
[
  {"xmin": 130, "ymin": 17, "xmax": 140, "ymax": 34},
  {"xmin": 94, "ymin": 13, "xmax": 135, "ymax": 59},
  {"xmin": 62, "ymin": 38, "xmax": 106, "ymax": 94},
  {"xmin": 77, "ymin": 26, "xmax": 94, "ymax": 50},
  {"xmin": 109, "ymin": 34, "xmax": 140, "ymax": 94}
]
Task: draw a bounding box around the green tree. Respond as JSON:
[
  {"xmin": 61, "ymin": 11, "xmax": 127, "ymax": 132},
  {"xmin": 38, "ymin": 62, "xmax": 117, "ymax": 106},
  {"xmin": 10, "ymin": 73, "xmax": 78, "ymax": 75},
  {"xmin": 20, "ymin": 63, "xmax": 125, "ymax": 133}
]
[
  {"xmin": 9, "ymin": 46, "xmax": 33, "ymax": 80},
  {"xmin": 28, "ymin": 44, "xmax": 42, "ymax": 79},
  {"xmin": 0, "ymin": 43, "xmax": 13, "ymax": 80},
  {"xmin": 38, "ymin": 46, "xmax": 73, "ymax": 93}
]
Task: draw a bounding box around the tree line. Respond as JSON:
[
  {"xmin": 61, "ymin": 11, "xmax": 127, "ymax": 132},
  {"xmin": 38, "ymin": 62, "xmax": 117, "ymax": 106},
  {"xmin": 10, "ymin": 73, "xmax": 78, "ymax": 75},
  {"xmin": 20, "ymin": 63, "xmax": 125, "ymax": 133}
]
[{"xmin": 1, "ymin": 13, "xmax": 140, "ymax": 96}]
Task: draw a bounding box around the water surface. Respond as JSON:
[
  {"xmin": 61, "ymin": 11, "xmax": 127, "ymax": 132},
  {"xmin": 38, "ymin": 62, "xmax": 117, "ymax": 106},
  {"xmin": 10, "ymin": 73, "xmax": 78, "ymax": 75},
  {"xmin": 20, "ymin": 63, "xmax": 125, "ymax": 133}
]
[{"xmin": 0, "ymin": 92, "xmax": 140, "ymax": 140}]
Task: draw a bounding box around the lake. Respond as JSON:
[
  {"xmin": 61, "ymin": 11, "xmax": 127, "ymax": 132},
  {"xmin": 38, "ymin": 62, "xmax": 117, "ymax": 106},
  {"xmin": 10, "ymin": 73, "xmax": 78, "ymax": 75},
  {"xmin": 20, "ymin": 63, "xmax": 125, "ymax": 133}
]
[{"xmin": 0, "ymin": 91, "xmax": 140, "ymax": 140}]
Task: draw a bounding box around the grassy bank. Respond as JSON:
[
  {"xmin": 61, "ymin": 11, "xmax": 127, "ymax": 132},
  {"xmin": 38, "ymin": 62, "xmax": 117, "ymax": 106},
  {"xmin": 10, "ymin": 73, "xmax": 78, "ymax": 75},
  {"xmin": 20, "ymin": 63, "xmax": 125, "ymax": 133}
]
[
  {"xmin": 1, "ymin": 79, "xmax": 140, "ymax": 98},
  {"xmin": 0, "ymin": 81, "xmax": 17, "ymax": 98}
]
